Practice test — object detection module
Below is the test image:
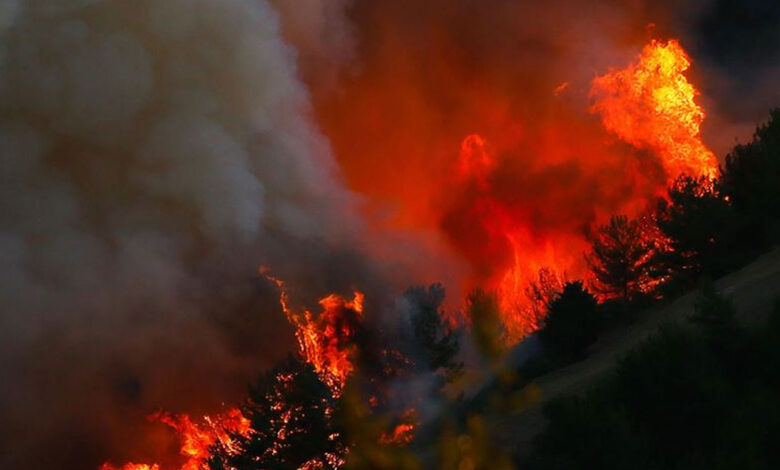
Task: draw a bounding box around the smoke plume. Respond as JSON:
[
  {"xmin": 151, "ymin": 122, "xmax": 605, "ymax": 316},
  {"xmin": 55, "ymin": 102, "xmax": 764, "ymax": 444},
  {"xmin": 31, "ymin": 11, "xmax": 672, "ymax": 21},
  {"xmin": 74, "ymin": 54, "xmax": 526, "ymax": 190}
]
[{"xmin": 0, "ymin": 0, "xmax": 371, "ymax": 467}]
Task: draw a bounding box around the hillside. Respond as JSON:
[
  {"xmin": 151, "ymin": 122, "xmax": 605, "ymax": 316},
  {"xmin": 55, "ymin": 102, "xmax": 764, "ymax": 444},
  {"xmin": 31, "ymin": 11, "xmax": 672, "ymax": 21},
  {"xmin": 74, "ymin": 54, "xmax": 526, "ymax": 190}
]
[{"xmin": 491, "ymin": 248, "xmax": 780, "ymax": 456}]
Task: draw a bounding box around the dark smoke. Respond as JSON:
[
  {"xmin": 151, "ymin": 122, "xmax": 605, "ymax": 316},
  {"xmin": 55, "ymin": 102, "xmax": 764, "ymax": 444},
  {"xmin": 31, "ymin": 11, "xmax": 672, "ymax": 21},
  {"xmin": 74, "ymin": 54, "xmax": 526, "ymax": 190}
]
[{"xmin": 0, "ymin": 0, "xmax": 376, "ymax": 468}]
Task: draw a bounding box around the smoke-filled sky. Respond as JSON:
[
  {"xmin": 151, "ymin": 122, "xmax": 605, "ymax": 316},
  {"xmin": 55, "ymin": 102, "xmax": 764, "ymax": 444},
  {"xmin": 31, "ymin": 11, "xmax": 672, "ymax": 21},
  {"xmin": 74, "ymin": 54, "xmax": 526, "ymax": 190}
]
[
  {"xmin": 301, "ymin": 0, "xmax": 780, "ymax": 307},
  {"xmin": 0, "ymin": 0, "xmax": 778, "ymax": 468}
]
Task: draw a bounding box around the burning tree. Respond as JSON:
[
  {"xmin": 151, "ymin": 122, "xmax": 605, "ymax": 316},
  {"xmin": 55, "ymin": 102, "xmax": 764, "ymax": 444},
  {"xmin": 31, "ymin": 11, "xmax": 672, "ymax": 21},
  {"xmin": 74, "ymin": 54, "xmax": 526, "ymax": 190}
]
[
  {"xmin": 523, "ymin": 268, "xmax": 566, "ymax": 332},
  {"xmin": 209, "ymin": 356, "xmax": 345, "ymax": 470},
  {"xmin": 586, "ymin": 215, "xmax": 659, "ymax": 302},
  {"xmin": 206, "ymin": 279, "xmax": 467, "ymax": 470}
]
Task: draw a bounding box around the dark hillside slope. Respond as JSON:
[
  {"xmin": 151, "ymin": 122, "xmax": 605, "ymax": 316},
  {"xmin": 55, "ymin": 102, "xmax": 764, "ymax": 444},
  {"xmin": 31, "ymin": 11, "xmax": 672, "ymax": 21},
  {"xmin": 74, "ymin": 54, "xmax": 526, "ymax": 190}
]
[{"xmin": 491, "ymin": 248, "xmax": 780, "ymax": 456}]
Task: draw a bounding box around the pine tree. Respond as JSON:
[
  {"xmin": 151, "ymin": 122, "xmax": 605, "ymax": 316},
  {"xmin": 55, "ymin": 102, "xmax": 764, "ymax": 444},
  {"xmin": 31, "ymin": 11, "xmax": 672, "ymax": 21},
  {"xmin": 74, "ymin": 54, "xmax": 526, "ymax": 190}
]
[
  {"xmin": 655, "ymin": 175, "xmax": 740, "ymax": 288},
  {"xmin": 539, "ymin": 282, "xmax": 601, "ymax": 358},
  {"xmin": 721, "ymin": 108, "xmax": 780, "ymax": 249},
  {"xmin": 402, "ymin": 284, "xmax": 463, "ymax": 380},
  {"xmin": 210, "ymin": 356, "xmax": 344, "ymax": 470},
  {"xmin": 586, "ymin": 215, "xmax": 656, "ymax": 302}
]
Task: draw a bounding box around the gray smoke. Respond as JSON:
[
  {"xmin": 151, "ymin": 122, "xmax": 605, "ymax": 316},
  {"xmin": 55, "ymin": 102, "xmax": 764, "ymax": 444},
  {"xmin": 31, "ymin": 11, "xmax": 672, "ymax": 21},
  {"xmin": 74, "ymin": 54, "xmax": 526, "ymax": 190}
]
[{"xmin": 0, "ymin": 0, "xmax": 373, "ymax": 467}]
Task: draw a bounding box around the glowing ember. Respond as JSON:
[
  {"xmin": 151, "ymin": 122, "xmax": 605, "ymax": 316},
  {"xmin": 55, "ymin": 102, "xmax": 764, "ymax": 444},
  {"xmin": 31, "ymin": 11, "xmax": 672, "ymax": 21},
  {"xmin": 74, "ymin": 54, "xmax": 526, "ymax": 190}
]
[
  {"xmin": 379, "ymin": 408, "xmax": 418, "ymax": 446},
  {"xmin": 591, "ymin": 39, "xmax": 717, "ymax": 179},
  {"xmin": 380, "ymin": 423, "xmax": 416, "ymax": 445},
  {"xmin": 100, "ymin": 409, "xmax": 250, "ymax": 470}
]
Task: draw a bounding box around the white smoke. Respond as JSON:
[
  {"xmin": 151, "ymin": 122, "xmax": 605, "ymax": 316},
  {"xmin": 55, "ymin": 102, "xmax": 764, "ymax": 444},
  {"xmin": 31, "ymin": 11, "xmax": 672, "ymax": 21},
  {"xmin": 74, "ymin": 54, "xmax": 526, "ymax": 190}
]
[{"xmin": 0, "ymin": 0, "xmax": 366, "ymax": 467}]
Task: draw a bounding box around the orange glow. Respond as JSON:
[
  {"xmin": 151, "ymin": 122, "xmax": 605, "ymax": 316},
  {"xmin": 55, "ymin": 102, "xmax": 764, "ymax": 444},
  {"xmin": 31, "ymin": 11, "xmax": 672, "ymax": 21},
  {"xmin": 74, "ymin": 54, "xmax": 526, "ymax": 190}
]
[
  {"xmin": 100, "ymin": 409, "xmax": 250, "ymax": 470},
  {"xmin": 380, "ymin": 423, "xmax": 416, "ymax": 446},
  {"xmin": 553, "ymin": 81, "xmax": 569, "ymax": 96},
  {"xmin": 379, "ymin": 408, "xmax": 418, "ymax": 446},
  {"xmin": 101, "ymin": 465, "xmax": 160, "ymax": 470},
  {"xmin": 439, "ymin": 39, "xmax": 715, "ymax": 342},
  {"xmin": 457, "ymin": 134, "xmax": 495, "ymax": 190},
  {"xmin": 263, "ymin": 268, "xmax": 364, "ymax": 392},
  {"xmin": 449, "ymin": 133, "xmax": 589, "ymax": 342},
  {"xmin": 591, "ymin": 40, "xmax": 717, "ymax": 179},
  {"xmin": 293, "ymin": 291, "xmax": 364, "ymax": 391}
]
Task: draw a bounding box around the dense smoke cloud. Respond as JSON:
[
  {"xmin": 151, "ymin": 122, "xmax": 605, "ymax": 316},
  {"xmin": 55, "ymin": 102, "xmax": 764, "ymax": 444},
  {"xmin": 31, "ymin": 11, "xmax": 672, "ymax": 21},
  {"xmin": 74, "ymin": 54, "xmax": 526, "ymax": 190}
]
[{"xmin": 0, "ymin": 0, "xmax": 372, "ymax": 467}]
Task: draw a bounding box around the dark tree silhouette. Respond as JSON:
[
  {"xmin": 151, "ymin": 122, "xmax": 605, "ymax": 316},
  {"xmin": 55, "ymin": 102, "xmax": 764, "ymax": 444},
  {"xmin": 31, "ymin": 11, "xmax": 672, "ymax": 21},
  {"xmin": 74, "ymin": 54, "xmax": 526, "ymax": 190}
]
[
  {"xmin": 721, "ymin": 108, "xmax": 780, "ymax": 249},
  {"xmin": 210, "ymin": 356, "xmax": 344, "ymax": 470},
  {"xmin": 586, "ymin": 215, "xmax": 656, "ymax": 302},
  {"xmin": 466, "ymin": 288, "xmax": 505, "ymax": 363},
  {"xmin": 402, "ymin": 284, "xmax": 463, "ymax": 380},
  {"xmin": 539, "ymin": 282, "xmax": 601, "ymax": 359},
  {"xmin": 523, "ymin": 267, "xmax": 566, "ymax": 333},
  {"xmin": 655, "ymin": 175, "xmax": 740, "ymax": 289},
  {"xmin": 526, "ymin": 295, "xmax": 780, "ymax": 470}
]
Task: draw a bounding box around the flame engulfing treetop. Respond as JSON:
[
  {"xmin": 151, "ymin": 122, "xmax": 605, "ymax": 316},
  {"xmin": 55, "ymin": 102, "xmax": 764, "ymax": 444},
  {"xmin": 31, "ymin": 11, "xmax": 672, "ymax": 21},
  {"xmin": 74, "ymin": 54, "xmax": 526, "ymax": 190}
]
[
  {"xmin": 591, "ymin": 40, "xmax": 718, "ymax": 179},
  {"xmin": 262, "ymin": 268, "xmax": 364, "ymax": 392},
  {"xmin": 291, "ymin": 292, "xmax": 365, "ymax": 392},
  {"xmin": 444, "ymin": 39, "xmax": 717, "ymax": 344}
]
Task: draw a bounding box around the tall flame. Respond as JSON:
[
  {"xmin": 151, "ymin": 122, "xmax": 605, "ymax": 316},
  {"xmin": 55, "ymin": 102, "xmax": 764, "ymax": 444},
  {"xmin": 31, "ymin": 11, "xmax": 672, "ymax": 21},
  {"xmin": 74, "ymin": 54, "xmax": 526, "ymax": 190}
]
[
  {"xmin": 262, "ymin": 268, "xmax": 364, "ymax": 392},
  {"xmin": 451, "ymin": 39, "xmax": 716, "ymax": 343},
  {"xmin": 591, "ymin": 39, "xmax": 717, "ymax": 179},
  {"xmin": 292, "ymin": 292, "xmax": 364, "ymax": 391}
]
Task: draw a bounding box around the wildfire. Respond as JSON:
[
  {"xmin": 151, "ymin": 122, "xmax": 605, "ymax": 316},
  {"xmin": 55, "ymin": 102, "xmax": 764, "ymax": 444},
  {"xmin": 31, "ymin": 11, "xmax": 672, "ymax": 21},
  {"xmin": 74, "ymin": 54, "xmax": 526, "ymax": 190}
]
[
  {"xmin": 292, "ymin": 292, "xmax": 365, "ymax": 391},
  {"xmin": 380, "ymin": 423, "xmax": 416, "ymax": 446},
  {"xmin": 100, "ymin": 409, "xmax": 250, "ymax": 470},
  {"xmin": 443, "ymin": 38, "xmax": 717, "ymax": 343},
  {"xmin": 101, "ymin": 465, "xmax": 159, "ymax": 470},
  {"xmin": 262, "ymin": 268, "xmax": 364, "ymax": 392},
  {"xmin": 451, "ymin": 133, "xmax": 582, "ymax": 343},
  {"xmin": 591, "ymin": 39, "xmax": 717, "ymax": 179},
  {"xmin": 458, "ymin": 134, "xmax": 495, "ymax": 190},
  {"xmin": 379, "ymin": 408, "xmax": 418, "ymax": 446}
]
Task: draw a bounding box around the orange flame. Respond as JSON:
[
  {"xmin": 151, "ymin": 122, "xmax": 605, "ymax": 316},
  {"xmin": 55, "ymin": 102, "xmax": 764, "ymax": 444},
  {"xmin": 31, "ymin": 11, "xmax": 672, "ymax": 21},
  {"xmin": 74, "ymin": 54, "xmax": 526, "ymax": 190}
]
[
  {"xmin": 293, "ymin": 292, "xmax": 364, "ymax": 391},
  {"xmin": 101, "ymin": 465, "xmax": 160, "ymax": 470},
  {"xmin": 380, "ymin": 423, "xmax": 416, "ymax": 446},
  {"xmin": 457, "ymin": 134, "xmax": 495, "ymax": 190},
  {"xmin": 262, "ymin": 268, "xmax": 364, "ymax": 392},
  {"xmin": 100, "ymin": 409, "xmax": 250, "ymax": 470},
  {"xmin": 447, "ymin": 39, "xmax": 715, "ymax": 343},
  {"xmin": 379, "ymin": 408, "xmax": 418, "ymax": 446},
  {"xmin": 591, "ymin": 39, "xmax": 717, "ymax": 179}
]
